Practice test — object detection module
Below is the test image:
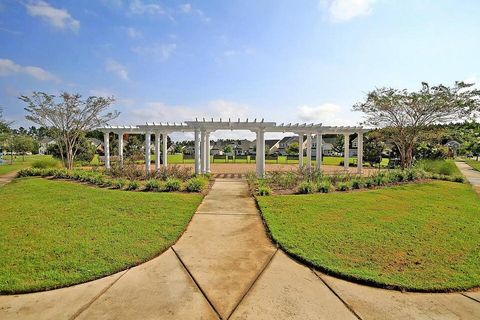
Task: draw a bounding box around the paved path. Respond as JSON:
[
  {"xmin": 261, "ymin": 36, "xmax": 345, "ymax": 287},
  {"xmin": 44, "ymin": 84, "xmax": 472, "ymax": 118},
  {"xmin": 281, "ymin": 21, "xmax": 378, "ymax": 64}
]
[
  {"xmin": 456, "ymin": 161, "xmax": 480, "ymax": 195},
  {"xmin": 1, "ymin": 178, "xmax": 479, "ymax": 319},
  {"xmin": 0, "ymin": 171, "xmax": 18, "ymax": 187}
]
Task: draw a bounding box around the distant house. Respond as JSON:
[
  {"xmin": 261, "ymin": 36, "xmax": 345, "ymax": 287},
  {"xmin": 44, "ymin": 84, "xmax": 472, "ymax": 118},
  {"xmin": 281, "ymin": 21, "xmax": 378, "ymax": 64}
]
[
  {"xmin": 38, "ymin": 137, "xmax": 56, "ymax": 155},
  {"xmin": 445, "ymin": 140, "xmax": 461, "ymax": 157}
]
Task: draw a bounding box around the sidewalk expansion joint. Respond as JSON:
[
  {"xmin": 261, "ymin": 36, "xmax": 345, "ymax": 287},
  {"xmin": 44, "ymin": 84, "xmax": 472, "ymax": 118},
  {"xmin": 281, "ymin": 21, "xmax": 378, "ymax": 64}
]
[
  {"xmin": 461, "ymin": 293, "xmax": 480, "ymax": 304},
  {"xmin": 196, "ymin": 212, "xmax": 257, "ymax": 216},
  {"xmin": 69, "ymin": 269, "xmax": 130, "ymax": 320},
  {"xmin": 171, "ymin": 246, "xmax": 222, "ymax": 320},
  {"xmin": 312, "ymin": 271, "xmax": 363, "ymax": 320},
  {"xmin": 226, "ymin": 248, "xmax": 278, "ymax": 320}
]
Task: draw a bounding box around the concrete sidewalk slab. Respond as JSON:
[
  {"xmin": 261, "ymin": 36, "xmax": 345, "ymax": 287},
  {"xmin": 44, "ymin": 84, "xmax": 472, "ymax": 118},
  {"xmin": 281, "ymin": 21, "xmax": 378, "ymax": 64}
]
[
  {"xmin": 464, "ymin": 291, "xmax": 480, "ymax": 303},
  {"xmin": 76, "ymin": 249, "xmax": 218, "ymax": 320},
  {"xmin": 0, "ymin": 271, "xmax": 125, "ymax": 320},
  {"xmin": 317, "ymin": 273, "xmax": 480, "ymax": 319},
  {"xmin": 456, "ymin": 161, "xmax": 480, "ymax": 188},
  {"xmin": 173, "ymin": 214, "xmax": 276, "ymax": 319},
  {"xmin": 230, "ymin": 251, "xmax": 358, "ymax": 320}
]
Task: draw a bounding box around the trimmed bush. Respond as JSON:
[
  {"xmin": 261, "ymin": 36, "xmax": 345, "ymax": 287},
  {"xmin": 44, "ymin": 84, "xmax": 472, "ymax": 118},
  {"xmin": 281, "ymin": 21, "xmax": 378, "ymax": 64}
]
[
  {"xmin": 31, "ymin": 158, "xmax": 61, "ymax": 169},
  {"xmin": 257, "ymin": 185, "xmax": 271, "ymax": 196},
  {"xmin": 298, "ymin": 181, "xmax": 315, "ymax": 194},
  {"xmin": 165, "ymin": 178, "xmax": 181, "ymax": 192},
  {"xmin": 185, "ymin": 177, "xmax": 206, "ymax": 192}
]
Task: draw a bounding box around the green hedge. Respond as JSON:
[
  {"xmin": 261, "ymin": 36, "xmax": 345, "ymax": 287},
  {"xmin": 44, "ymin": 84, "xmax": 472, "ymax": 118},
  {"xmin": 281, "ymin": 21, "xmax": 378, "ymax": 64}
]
[{"xmin": 17, "ymin": 168, "xmax": 208, "ymax": 193}]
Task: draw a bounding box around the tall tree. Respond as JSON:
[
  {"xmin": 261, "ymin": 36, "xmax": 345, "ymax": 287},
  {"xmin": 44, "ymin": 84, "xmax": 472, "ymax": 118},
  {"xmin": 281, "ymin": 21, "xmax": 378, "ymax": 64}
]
[
  {"xmin": 20, "ymin": 92, "xmax": 119, "ymax": 169},
  {"xmin": 353, "ymin": 82, "xmax": 480, "ymax": 168}
]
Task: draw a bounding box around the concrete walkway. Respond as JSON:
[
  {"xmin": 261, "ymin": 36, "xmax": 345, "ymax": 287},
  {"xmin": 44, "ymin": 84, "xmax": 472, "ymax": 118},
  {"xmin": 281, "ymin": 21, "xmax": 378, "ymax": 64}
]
[
  {"xmin": 0, "ymin": 170, "xmax": 18, "ymax": 187},
  {"xmin": 1, "ymin": 178, "xmax": 479, "ymax": 319},
  {"xmin": 456, "ymin": 161, "xmax": 480, "ymax": 195}
]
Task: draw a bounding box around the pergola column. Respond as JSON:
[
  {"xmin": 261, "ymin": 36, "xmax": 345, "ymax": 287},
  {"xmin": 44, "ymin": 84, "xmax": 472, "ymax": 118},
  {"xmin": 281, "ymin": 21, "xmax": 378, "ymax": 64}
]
[
  {"xmin": 201, "ymin": 130, "xmax": 207, "ymax": 174},
  {"xmin": 104, "ymin": 131, "xmax": 110, "ymax": 169},
  {"xmin": 316, "ymin": 133, "xmax": 323, "ymax": 171},
  {"xmin": 154, "ymin": 132, "xmax": 161, "ymax": 171},
  {"xmin": 145, "ymin": 131, "xmax": 151, "ymax": 174},
  {"xmin": 357, "ymin": 132, "xmax": 363, "ymax": 174},
  {"xmin": 298, "ymin": 134, "xmax": 304, "ymax": 169},
  {"xmin": 162, "ymin": 133, "xmax": 168, "ymax": 167},
  {"xmin": 256, "ymin": 129, "xmax": 265, "ymax": 178},
  {"xmin": 344, "ymin": 133, "xmax": 350, "ymax": 170},
  {"xmin": 118, "ymin": 132, "xmax": 124, "ymax": 167},
  {"xmin": 194, "ymin": 129, "xmax": 201, "ymax": 175},
  {"xmin": 306, "ymin": 134, "xmax": 312, "ymax": 169},
  {"xmin": 206, "ymin": 132, "xmax": 211, "ymax": 173}
]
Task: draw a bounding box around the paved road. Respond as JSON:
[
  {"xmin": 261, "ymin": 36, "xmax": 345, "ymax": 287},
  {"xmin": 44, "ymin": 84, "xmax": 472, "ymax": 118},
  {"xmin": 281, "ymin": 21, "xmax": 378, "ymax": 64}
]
[
  {"xmin": 1, "ymin": 178, "xmax": 479, "ymax": 319},
  {"xmin": 456, "ymin": 161, "xmax": 480, "ymax": 195}
]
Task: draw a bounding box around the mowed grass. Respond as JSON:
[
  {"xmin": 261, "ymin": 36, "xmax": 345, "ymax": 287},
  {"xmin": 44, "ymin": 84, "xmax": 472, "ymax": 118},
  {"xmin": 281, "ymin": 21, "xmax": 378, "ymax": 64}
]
[
  {"xmin": 257, "ymin": 181, "xmax": 480, "ymax": 291},
  {"xmin": 416, "ymin": 159, "xmax": 462, "ymax": 176},
  {"xmin": 0, "ymin": 155, "xmax": 51, "ymax": 175},
  {"xmin": 465, "ymin": 159, "xmax": 480, "ymax": 172},
  {"xmin": 0, "ymin": 177, "xmax": 202, "ymax": 294}
]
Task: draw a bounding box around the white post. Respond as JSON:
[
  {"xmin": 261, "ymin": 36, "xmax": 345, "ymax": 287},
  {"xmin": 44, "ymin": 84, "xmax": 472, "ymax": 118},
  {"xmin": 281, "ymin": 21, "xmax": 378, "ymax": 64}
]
[
  {"xmin": 206, "ymin": 132, "xmax": 211, "ymax": 173},
  {"xmin": 162, "ymin": 133, "xmax": 168, "ymax": 168},
  {"xmin": 256, "ymin": 129, "xmax": 265, "ymax": 178},
  {"xmin": 316, "ymin": 133, "xmax": 323, "ymax": 171},
  {"xmin": 306, "ymin": 134, "xmax": 312, "ymax": 169},
  {"xmin": 118, "ymin": 132, "xmax": 123, "ymax": 167},
  {"xmin": 344, "ymin": 133, "xmax": 350, "ymax": 170},
  {"xmin": 104, "ymin": 132, "xmax": 110, "ymax": 169},
  {"xmin": 145, "ymin": 132, "xmax": 151, "ymax": 174},
  {"xmin": 201, "ymin": 130, "xmax": 206, "ymax": 174},
  {"xmin": 357, "ymin": 132, "xmax": 363, "ymax": 174},
  {"xmin": 155, "ymin": 133, "xmax": 160, "ymax": 171},
  {"xmin": 194, "ymin": 129, "xmax": 201, "ymax": 175},
  {"xmin": 298, "ymin": 134, "xmax": 304, "ymax": 169}
]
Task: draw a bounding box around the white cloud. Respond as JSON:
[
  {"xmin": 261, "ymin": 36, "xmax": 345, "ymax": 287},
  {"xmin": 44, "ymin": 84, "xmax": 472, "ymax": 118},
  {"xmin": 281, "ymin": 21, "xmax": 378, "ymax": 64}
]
[
  {"xmin": 132, "ymin": 43, "xmax": 176, "ymax": 61},
  {"xmin": 320, "ymin": 0, "xmax": 376, "ymax": 22},
  {"xmin": 224, "ymin": 47, "xmax": 256, "ymax": 57},
  {"xmin": 105, "ymin": 59, "xmax": 129, "ymax": 81},
  {"xmin": 126, "ymin": 27, "xmax": 142, "ymax": 39},
  {"xmin": 129, "ymin": 0, "xmax": 165, "ymax": 15},
  {"xmin": 178, "ymin": 3, "xmax": 210, "ymax": 22},
  {"xmin": 179, "ymin": 3, "xmax": 192, "ymax": 13},
  {"xmin": 25, "ymin": 1, "xmax": 80, "ymax": 32},
  {"xmin": 0, "ymin": 58, "xmax": 60, "ymax": 82},
  {"xmin": 297, "ymin": 103, "xmax": 358, "ymax": 125}
]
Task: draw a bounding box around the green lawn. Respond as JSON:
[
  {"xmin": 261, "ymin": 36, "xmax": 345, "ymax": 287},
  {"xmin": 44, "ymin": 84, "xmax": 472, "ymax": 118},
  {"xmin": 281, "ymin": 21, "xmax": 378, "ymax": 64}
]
[
  {"xmin": 157, "ymin": 154, "xmax": 388, "ymax": 166},
  {"xmin": 257, "ymin": 181, "xmax": 480, "ymax": 291},
  {"xmin": 465, "ymin": 159, "xmax": 480, "ymax": 172},
  {"xmin": 0, "ymin": 155, "xmax": 51, "ymax": 175},
  {"xmin": 415, "ymin": 159, "xmax": 461, "ymax": 176},
  {"xmin": 0, "ymin": 177, "xmax": 202, "ymax": 294}
]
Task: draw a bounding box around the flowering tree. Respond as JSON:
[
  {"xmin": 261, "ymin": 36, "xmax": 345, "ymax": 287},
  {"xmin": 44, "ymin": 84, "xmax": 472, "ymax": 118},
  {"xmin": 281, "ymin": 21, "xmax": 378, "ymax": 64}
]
[
  {"xmin": 20, "ymin": 92, "xmax": 119, "ymax": 169},
  {"xmin": 354, "ymin": 82, "xmax": 480, "ymax": 168}
]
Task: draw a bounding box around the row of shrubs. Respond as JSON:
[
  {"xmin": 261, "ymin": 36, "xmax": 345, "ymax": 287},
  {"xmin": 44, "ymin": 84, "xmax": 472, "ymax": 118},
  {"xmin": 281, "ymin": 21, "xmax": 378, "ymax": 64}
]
[
  {"xmin": 252, "ymin": 168, "xmax": 464, "ymax": 196},
  {"xmin": 17, "ymin": 168, "xmax": 208, "ymax": 193}
]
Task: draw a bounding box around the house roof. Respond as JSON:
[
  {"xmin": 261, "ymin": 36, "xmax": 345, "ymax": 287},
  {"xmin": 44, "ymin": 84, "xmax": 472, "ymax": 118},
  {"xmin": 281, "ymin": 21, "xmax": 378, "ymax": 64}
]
[{"xmin": 265, "ymin": 139, "xmax": 280, "ymax": 149}]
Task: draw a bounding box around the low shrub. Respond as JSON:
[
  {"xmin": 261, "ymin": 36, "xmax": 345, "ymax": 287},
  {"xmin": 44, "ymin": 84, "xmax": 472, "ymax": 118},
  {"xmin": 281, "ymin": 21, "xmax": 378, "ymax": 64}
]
[
  {"xmin": 336, "ymin": 181, "xmax": 351, "ymax": 191},
  {"xmin": 364, "ymin": 178, "xmax": 375, "ymax": 188},
  {"xmin": 298, "ymin": 181, "xmax": 315, "ymax": 194},
  {"xmin": 317, "ymin": 180, "xmax": 332, "ymax": 193},
  {"xmin": 31, "ymin": 158, "xmax": 61, "ymax": 169},
  {"xmin": 145, "ymin": 179, "xmax": 162, "ymax": 191},
  {"xmin": 185, "ymin": 177, "xmax": 206, "ymax": 192},
  {"xmin": 111, "ymin": 179, "xmax": 127, "ymax": 190},
  {"xmin": 165, "ymin": 178, "xmax": 181, "ymax": 192},
  {"xmin": 452, "ymin": 175, "xmax": 465, "ymax": 183},
  {"xmin": 125, "ymin": 180, "xmax": 140, "ymax": 191},
  {"xmin": 257, "ymin": 185, "xmax": 271, "ymax": 196},
  {"xmin": 351, "ymin": 178, "xmax": 364, "ymax": 189}
]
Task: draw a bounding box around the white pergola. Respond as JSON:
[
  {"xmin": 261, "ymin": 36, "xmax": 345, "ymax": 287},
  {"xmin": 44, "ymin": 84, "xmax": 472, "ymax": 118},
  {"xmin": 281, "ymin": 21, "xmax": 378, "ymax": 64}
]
[{"xmin": 98, "ymin": 118, "xmax": 367, "ymax": 177}]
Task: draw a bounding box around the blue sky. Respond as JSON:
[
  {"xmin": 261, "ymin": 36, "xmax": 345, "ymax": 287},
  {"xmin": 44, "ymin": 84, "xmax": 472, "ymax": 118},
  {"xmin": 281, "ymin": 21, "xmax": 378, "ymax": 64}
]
[{"xmin": 1, "ymin": 0, "xmax": 479, "ymax": 139}]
